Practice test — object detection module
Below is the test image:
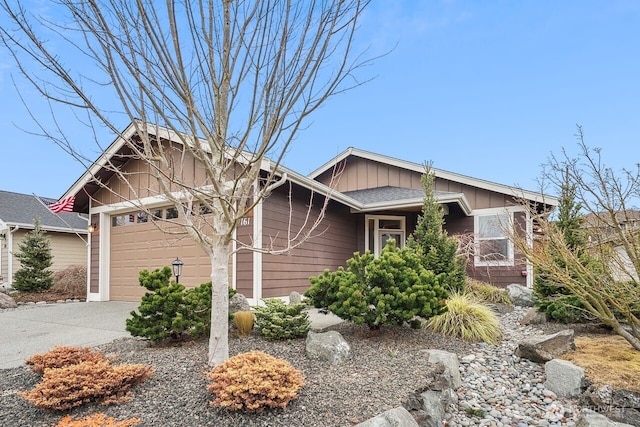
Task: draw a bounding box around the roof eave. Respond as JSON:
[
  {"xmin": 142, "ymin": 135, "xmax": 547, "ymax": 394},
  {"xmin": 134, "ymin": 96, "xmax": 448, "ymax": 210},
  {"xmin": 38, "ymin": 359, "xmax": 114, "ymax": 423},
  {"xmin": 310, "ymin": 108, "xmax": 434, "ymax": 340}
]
[{"xmin": 309, "ymin": 147, "xmax": 558, "ymax": 207}]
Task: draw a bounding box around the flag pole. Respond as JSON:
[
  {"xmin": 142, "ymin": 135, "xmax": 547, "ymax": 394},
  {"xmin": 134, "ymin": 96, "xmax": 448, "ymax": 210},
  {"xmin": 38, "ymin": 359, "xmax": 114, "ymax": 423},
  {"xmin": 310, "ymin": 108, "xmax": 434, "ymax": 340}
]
[{"xmin": 31, "ymin": 194, "xmax": 89, "ymax": 246}]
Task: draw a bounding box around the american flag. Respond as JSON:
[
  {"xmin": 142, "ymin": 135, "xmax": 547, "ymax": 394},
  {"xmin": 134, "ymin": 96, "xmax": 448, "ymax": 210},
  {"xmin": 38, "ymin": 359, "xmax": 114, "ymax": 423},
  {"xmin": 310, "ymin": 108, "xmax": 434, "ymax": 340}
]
[{"xmin": 48, "ymin": 195, "xmax": 76, "ymax": 214}]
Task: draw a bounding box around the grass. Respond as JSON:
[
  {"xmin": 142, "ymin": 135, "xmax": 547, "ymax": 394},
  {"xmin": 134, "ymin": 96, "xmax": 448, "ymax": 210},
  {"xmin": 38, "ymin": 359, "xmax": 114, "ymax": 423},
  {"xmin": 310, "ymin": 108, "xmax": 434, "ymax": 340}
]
[
  {"xmin": 559, "ymin": 335, "xmax": 640, "ymax": 392},
  {"xmin": 426, "ymin": 292, "xmax": 502, "ymax": 344},
  {"xmin": 465, "ymin": 278, "xmax": 513, "ymax": 305}
]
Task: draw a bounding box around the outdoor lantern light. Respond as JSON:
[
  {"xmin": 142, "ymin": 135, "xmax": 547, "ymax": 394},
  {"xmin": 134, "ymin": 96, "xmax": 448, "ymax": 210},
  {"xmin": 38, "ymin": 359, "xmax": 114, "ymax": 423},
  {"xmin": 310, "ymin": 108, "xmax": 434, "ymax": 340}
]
[
  {"xmin": 88, "ymin": 224, "xmax": 97, "ymax": 233},
  {"xmin": 172, "ymin": 257, "xmax": 183, "ymax": 283}
]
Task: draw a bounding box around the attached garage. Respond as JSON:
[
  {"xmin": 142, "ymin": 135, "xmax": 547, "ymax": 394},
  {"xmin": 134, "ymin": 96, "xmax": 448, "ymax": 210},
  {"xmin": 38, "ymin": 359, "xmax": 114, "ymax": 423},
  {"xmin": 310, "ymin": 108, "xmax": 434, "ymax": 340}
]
[{"xmin": 108, "ymin": 208, "xmax": 213, "ymax": 301}]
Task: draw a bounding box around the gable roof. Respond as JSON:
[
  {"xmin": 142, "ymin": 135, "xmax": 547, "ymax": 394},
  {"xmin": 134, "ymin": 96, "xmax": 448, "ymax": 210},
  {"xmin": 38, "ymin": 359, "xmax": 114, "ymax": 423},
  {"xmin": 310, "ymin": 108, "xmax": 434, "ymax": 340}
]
[
  {"xmin": 60, "ymin": 122, "xmax": 554, "ymax": 216},
  {"xmin": 0, "ymin": 190, "xmax": 88, "ymax": 232},
  {"xmin": 309, "ymin": 147, "xmax": 558, "ymax": 206}
]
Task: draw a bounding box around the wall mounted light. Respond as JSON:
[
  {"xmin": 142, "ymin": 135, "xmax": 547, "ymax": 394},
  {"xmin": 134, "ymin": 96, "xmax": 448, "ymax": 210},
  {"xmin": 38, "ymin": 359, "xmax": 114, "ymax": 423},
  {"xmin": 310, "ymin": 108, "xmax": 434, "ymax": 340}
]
[{"xmin": 88, "ymin": 224, "xmax": 97, "ymax": 233}]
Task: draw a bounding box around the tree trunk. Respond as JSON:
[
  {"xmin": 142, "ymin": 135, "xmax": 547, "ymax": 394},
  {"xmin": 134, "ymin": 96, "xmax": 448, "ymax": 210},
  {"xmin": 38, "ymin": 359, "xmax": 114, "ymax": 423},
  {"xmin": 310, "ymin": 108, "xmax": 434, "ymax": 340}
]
[{"xmin": 208, "ymin": 241, "xmax": 230, "ymax": 366}]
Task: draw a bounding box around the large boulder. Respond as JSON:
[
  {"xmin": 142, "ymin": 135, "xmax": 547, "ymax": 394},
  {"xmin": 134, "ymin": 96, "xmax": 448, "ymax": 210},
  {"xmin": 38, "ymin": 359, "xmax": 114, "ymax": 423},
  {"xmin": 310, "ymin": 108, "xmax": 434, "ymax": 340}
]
[
  {"xmin": 544, "ymin": 359, "xmax": 586, "ymax": 397},
  {"xmin": 515, "ymin": 329, "xmax": 575, "ymax": 363},
  {"xmin": 507, "ymin": 283, "xmax": 534, "ymax": 307},
  {"xmin": 582, "ymin": 385, "xmax": 640, "ymax": 426},
  {"xmin": 577, "ymin": 409, "xmax": 635, "ymax": 427},
  {"xmin": 0, "ymin": 292, "xmax": 17, "ymax": 309},
  {"xmin": 229, "ymin": 293, "xmax": 250, "ymax": 314},
  {"xmin": 403, "ymin": 363, "xmax": 455, "ymax": 427},
  {"xmin": 354, "ymin": 406, "xmax": 419, "ymax": 427},
  {"xmin": 421, "ymin": 349, "xmax": 461, "ymax": 390},
  {"xmin": 305, "ymin": 331, "xmax": 350, "ymax": 364},
  {"xmin": 289, "ymin": 291, "xmax": 303, "ymax": 304}
]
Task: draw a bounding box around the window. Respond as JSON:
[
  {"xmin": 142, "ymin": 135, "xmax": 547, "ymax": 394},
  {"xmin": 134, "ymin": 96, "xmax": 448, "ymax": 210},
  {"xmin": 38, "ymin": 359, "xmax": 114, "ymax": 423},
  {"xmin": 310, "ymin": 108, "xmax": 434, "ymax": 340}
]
[
  {"xmin": 365, "ymin": 215, "xmax": 405, "ymax": 256},
  {"xmin": 166, "ymin": 207, "xmax": 179, "ymax": 219},
  {"xmin": 474, "ymin": 211, "xmax": 513, "ymax": 266},
  {"xmin": 111, "ymin": 215, "xmax": 123, "ymax": 227},
  {"xmin": 151, "ymin": 209, "xmax": 163, "ymax": 220},
  {"xmin": 137, "ymin": 212, "xmax": 148, "ymax": 223}
]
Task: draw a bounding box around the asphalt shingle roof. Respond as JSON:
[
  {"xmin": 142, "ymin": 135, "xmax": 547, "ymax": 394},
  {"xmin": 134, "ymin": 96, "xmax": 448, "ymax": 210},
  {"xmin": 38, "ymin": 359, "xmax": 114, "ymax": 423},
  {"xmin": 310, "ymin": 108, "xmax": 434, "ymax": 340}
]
[
  {"xmin": 343, "ymin": 186, "xmax": 455, "ymax": 205},
  {"xmin": 0, "ymin": 190, "xmax": 88, "ymax": 231}
]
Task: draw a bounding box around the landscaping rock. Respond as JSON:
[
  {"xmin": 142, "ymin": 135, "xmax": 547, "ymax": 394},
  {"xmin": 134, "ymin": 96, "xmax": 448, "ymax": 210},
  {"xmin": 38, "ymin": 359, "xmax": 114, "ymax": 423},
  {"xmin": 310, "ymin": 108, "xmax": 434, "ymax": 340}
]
[
  {"xmin": 403, "ymin": 363, "xmax": 454, "ymax": 427},
  {"xmin": 289, "ymin": 291, "xmax": 302, "ymax": 304},
  {"xmin": 576, "ymin": 409, "xmax": 634, "ymax": 427},
  {"xmin": 519, "ymin": 307, "xmax": 547, "ymax": 325},
  {"xmin": 229, "ymin": 293, "xmax": 250, "ymax": 314},
  {"xmin": 422, "ymin": 349, "xmax": 461, "ymax": 390},
  {"xmin": 507, "ymin": 283, "xmax": 534, "ymax": 307},
  {"xmin": 515, "ymin": 329, "xmax": 575, "ymax": 363},
  {"xmin": 0, "ymin": 292, "xmax": 17, "ymax": 309},
  {"xmin": 582, "ymin": 385, "xmax": 640, "ymax": 426},
  {"xmin": 354, "ymin": 406, "xmax": 419, "ymax": 427},
  {"xmin": 544, "ymin": 359, "xmax": 586, "ymax": 397},
  {"xmin": 305, "ymin": 331, "xmax": 350, "ymax": 364}
]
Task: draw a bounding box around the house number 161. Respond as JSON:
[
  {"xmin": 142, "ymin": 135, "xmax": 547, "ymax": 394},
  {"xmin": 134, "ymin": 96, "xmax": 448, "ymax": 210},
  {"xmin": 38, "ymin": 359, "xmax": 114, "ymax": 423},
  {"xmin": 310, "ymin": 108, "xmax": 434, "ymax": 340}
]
[{"xmin": 239, "ymin": 217, "xmax": 251, "ymax": 227}]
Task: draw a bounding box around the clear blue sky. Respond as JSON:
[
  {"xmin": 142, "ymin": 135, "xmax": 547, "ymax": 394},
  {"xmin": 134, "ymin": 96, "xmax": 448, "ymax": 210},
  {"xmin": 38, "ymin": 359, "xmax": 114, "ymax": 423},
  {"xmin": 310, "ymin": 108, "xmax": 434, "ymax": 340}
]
[{"xmin": 1, "ymin": 1, "xmax": 638, "ymax": 199}]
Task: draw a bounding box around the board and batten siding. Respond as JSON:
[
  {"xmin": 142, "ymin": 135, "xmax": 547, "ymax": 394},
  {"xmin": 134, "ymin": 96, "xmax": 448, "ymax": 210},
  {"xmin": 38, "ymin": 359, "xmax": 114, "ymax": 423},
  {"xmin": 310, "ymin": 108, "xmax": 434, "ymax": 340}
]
[
  {"xmin": 260, "ymin": 187, "xmax": 358, "ymax": 298},
  {"xmin": 316, "ymin": 156, "xmax": 519, "ymax": 211}
]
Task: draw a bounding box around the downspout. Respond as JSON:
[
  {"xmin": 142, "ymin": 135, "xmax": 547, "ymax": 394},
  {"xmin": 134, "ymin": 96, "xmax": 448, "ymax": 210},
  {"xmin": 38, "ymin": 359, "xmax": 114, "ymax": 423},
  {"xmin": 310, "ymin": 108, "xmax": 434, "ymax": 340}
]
[{"xmin": 264, "ymin": 172, "xmax": 288, "ymax": 194}]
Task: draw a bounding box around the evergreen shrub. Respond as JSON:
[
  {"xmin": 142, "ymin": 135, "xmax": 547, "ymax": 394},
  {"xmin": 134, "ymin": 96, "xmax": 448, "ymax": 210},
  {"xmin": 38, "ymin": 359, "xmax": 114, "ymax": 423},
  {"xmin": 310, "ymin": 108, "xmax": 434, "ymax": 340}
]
[
  {"xmin": 207, "ymin": 350, "xmax": 304, "ymax": 412},
  {"xmin": 20, "ymin": 346, "xmax": 151, "ymax": 411},
  {"xmin": 254, "ymin": 299, "xmax": 310, "ymax": 340},
  {"xmin": 13, "ymin": 217, "xmax": 54, "ymax": 292},
  {"xmin": 57, "ymin": 413, "xmax": 141, "ymax": 427},
  {"xmin": 125, "ymin": 267, "xmax": 232, "ymax": 342},
  {"xmin": 305, "ymin": 241, "xmax": 448, "ymax": 329}
]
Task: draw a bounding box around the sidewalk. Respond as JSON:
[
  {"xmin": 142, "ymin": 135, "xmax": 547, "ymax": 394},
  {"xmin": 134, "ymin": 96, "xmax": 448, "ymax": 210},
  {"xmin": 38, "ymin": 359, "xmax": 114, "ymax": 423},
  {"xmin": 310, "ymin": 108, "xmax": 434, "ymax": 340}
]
[{"xmin": 0, "ymin": 302, "xmax": 343, "ymax": 369}]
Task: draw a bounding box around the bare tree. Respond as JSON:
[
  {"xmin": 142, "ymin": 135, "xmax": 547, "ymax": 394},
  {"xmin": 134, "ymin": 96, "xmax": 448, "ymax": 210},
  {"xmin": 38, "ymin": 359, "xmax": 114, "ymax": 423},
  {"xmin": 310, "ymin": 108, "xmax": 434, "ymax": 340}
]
[
  {"xmin": 513, "ymin": 126, "xmax": 640, "ymax": 350},
  {"xmin": 1, "ymin": 0, "xmax": 373, "ymax": 365}
]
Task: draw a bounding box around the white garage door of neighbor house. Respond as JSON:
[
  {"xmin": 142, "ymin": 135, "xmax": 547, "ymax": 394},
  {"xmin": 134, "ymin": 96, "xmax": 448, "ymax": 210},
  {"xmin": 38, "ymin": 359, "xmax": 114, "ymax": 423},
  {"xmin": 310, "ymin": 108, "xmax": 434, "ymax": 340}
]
[{"xmin": 109, "ymin": 210, "xmax": 212, "ymax": 301}]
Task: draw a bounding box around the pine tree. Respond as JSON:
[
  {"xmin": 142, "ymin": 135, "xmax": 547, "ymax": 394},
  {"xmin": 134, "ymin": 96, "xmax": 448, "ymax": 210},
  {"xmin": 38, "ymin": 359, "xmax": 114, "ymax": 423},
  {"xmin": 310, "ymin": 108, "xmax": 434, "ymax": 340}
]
[
  {"xmin": 407, "ymin": 163, "xmax": 466, "ymax": 292},
  {"xmin": 534, "ymin": 168, "xmax": 592, "ymax": 322},
  {"xmin": 13, "ymin": 217, "xmax": 54, "ymax": 292}
]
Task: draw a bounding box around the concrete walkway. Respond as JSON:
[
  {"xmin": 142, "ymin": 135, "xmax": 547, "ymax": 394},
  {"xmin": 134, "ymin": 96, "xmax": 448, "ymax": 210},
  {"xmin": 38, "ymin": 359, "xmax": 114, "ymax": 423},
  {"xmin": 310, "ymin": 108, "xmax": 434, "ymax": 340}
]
[{"xmin": 0, "ymin": 301, "xmax": 342, "ymax": 370}]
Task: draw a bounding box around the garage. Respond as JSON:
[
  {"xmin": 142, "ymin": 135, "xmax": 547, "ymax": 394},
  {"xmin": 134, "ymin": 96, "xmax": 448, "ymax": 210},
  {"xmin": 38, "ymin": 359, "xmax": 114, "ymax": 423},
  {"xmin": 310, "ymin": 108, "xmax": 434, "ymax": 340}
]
[{"xmin": 109, "ymin": 208, "xmax": 213, "ymax": 301}]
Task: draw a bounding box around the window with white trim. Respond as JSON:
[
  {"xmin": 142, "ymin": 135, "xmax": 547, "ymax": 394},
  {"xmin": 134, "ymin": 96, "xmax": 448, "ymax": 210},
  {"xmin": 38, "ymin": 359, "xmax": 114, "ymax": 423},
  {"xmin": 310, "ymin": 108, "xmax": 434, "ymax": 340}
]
[
  {"xmin": 365, "ymin": 215, "xmax": 405, "ymax": 256},
  {"xmin": 474, "ymin": 210, "xmax": 514, "ymax": 266}
]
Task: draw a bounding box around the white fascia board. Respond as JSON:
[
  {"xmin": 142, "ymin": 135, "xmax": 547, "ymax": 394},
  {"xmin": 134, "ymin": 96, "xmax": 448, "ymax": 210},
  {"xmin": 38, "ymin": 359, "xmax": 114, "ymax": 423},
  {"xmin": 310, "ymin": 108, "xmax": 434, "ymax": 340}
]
[
  {"xmin": 268, "ymin": 160, "xmax": 363, "ymax": 210},
  {"xmin": 351, "ymin": 193, "xmax": 472, "ymax": 215},
  {"xmin": 309, "ymin": 147, "xmax": 557, "ymax": 206},
  {"xmin": 2, "ymin": 221, "xmax": 88, "ymax": 234}
]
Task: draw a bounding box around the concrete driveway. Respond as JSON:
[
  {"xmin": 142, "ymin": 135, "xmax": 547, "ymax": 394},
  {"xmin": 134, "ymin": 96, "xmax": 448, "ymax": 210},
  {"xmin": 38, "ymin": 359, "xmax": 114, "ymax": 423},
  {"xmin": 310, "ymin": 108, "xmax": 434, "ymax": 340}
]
[
  {"xmin": 0, "ymin": 301, "xmax": 343, "ymax": 370},
  {"xmin": 0, "ymin": 302, "xmax": 137, "ymax": 370}
]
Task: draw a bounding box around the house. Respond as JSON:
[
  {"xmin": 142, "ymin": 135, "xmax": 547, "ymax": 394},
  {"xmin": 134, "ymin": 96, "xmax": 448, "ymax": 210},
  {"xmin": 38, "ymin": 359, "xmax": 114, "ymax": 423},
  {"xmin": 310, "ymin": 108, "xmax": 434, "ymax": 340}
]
[
  {"xmin": 0, "ymin": 190, "xmax": 88, "ymax": 288},
  {"xmin": 59, "ymin": 123, "xmax": 557, "ymax": 304}
]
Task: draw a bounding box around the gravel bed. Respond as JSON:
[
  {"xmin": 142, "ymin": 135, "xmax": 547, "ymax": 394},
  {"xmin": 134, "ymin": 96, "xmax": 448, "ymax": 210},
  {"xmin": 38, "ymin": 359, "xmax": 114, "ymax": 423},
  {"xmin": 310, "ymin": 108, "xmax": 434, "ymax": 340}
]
[{"xmin": 1, "ymin": 319, "xmax": 479, "ymax": 426}]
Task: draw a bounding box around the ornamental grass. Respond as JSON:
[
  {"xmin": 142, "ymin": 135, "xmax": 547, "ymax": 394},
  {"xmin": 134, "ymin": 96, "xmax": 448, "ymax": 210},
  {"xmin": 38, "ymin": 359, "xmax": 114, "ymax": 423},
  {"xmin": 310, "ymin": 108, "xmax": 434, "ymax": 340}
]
[{"xmin": 426, "ymin": 292, "xmax": 502, "ymax": 345}]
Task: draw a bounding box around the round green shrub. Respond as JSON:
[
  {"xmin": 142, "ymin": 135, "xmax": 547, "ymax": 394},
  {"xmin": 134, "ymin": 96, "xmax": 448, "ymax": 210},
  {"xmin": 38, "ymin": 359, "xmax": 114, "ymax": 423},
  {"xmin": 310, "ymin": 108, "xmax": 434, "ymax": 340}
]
[{"xmin": 305, "ymin": 241, "xmax": 448, "ymax": 329}]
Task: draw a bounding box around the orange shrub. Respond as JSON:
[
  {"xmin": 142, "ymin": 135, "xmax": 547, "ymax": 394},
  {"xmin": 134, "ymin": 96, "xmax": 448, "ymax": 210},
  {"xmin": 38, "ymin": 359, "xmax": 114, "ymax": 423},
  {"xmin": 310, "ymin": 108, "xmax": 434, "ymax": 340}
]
[
  {"xmin": 25, "ymin": 346, "xmax": 113, "ymax": 374},
  {"xmin": 58, "ymin": 413, "xmax": 141, "ymax": 427},
  {"xmin": 20, "ymin": 360, "xmax": 152, "ymax": 410},
  {"xmin": 207, "ymin": 350, "xmax": 304, "ymax": 412}
]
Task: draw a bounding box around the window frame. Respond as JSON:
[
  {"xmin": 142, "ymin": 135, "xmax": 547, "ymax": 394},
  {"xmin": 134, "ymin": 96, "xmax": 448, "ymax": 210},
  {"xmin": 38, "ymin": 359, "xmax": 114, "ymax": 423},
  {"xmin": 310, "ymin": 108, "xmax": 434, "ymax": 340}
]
[
  {"xmin": 364, "ymin": 214, "xmax": 406, "ymax": 256},
  {"xmin": 474, "ymin": 208, "xmax": 516, "ymax": 267}
]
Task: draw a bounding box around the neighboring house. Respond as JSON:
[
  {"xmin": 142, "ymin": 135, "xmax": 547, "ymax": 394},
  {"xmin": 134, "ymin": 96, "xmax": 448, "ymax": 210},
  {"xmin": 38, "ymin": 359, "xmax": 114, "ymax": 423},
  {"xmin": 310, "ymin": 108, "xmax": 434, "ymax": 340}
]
[
  {"xmin": 584, "ymin": 211, "xmax": 640, "ymax": 282},
  {"xmin": 59, "ymin": 123, "xmax": 557, "ymax": 304},
  {"xmin": 0, "ymin": 190, "xmax": 88, "ymax": 288}
]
